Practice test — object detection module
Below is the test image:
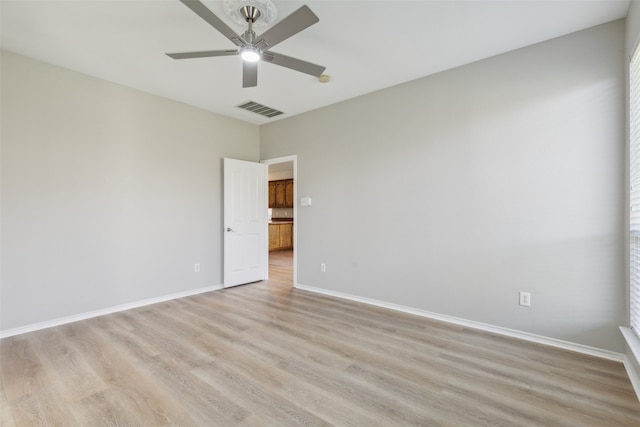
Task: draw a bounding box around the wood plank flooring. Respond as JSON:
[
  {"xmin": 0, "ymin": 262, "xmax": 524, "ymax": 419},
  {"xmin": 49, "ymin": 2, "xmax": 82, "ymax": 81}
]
[
  {"xmin": 268, "ymin": 249, "xmax": 293, "ymax": 286},
  {"xmin": 2, "ymin": 250, "xmax": 640, "ymax": 425}
]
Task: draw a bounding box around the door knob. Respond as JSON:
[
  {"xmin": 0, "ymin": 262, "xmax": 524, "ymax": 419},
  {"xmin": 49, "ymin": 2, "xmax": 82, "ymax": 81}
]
[{"xmin": 226, "ymin": 227, "xmax": 234, "ymax": 232}]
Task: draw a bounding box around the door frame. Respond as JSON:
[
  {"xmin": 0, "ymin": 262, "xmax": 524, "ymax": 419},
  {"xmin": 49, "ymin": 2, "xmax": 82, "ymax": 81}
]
[{"xmin": 261, "ymin": 155, "xmax": 297, "ymax": 286}]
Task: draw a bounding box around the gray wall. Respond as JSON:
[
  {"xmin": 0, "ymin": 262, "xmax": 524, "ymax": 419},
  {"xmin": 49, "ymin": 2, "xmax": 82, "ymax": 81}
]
[
  {"xmin": 261, "ymin": 21, "xmax": 625, "ymax": 352},
  {"xmin": 1, "ymin": 51, "xmax": 260, "ymax": 331},
  {"xmin": 625, "ymin": 0, "xmax": 640, "ymax": 381},
  {"xmin": 628, "ymin": 1, "xmax": 640, "ymax": 53}
]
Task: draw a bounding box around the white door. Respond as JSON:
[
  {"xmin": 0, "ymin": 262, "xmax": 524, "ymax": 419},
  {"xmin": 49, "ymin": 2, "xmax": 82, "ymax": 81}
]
[{"xmin": 223, "ymin": 158, "xmax": 267, "ymax": 288}]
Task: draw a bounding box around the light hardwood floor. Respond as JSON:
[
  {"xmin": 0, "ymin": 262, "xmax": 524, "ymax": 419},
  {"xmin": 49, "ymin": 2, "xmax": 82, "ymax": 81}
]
[
  {"xmin": 2, "ymin": 250, "xmax": 640, "ymax": 426},
  {"xmin": 268, "ymin": 249, "xmax": 294, "ymax": 285}
]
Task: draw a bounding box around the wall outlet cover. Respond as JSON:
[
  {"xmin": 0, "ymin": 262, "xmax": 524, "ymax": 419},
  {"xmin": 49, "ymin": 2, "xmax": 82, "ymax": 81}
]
[{"xmin": 519, "ymin": 291, "xmax": 531, "ymax": 307}]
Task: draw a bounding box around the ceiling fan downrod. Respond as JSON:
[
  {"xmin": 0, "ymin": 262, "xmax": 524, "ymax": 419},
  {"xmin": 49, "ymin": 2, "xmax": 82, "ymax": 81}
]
[{"xmin": 241, "ymin": 6, "xmax": 261, "ymax": 44}]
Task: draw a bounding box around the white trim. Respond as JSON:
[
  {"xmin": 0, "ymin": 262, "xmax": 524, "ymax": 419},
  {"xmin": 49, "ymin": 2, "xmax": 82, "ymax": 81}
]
[
  {"xmin": 621, "ymin": 326, "xmax": 640, "ymax": 401},
  {"xmin": 295, "ymin": 283, "xmax": 625, "ymax": 363},
  {"xmin": 624, "ymin": 356, "xmax": 640, "ymax": 402},
  {"xmin": 261, "ymin": 155, "xmax": 298, "ymax": 287},
  {"xmin": 622, "ymin": 326, "xmax": 640, "ymax": 365},
  {"xmin": 0, "ymin": 284, "xmax": 223, "ymax": 339}
]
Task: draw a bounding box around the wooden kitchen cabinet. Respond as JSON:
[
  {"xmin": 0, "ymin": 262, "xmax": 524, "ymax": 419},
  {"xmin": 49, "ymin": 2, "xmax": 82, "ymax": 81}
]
[
  {"xmin": 268, "ymin": 182, "xmax": 276, "ymax": 208},
  {"xmin": 285, "ymin": 180, "xmax": 294, "ymax": 208},
  {"xmin": 268, "ymin": 179, "xmax": 294, "ymax": 208},
  {"xmin": 269, "ymin": 222, "xmax": 293, "ymax": 251},
  {"xmin": 269, "ymin": 223, "xmax": 279, "ymax": 251},
  {"xmin": 275, "ymin": 181, "xmax": 287, "ymax": 207},
  {"xmin": 279, "ymin": 222, "xmax": 292, "ymax": 249}
]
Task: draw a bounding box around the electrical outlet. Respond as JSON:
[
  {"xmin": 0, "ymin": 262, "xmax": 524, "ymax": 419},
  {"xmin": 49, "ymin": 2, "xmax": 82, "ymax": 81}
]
[
  {"xmin": 320, "ymin": 263, "xmax": 326, "ymax": 273},
  {"xmin": 519, "ymin": 291, "xmax": 531, "ymax": 307},
  {"xmin": 194, "ymin": 263, "xmax": 200, "ymax": 273}
]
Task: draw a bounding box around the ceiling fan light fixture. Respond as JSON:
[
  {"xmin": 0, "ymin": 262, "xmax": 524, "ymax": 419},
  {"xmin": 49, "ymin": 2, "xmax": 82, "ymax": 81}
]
[{"xmin": 241, "ymin": 47, "xmax": 261, "ymax": 62}]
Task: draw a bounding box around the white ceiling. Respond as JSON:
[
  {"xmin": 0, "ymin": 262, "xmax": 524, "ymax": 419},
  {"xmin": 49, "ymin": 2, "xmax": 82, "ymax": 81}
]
[{"xmin": 1, "ymin": 0, "xmax": 630, "ymax": 125}]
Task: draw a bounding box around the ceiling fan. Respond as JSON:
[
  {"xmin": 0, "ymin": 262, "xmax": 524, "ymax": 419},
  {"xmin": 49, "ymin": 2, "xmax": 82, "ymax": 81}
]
[{"xmin": 167, "ymin": 0, "xmax": 326, "ymax": 88}]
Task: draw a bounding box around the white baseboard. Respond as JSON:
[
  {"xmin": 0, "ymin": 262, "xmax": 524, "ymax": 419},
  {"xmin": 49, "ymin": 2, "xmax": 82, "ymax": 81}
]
[
  {"xmin": 295, "ymin": 283, "xmax": 625, "ymax": 363},
  {"xmin": 0, "ymin": 284, "xmax": 223, "ymax": 339},
  {"xmin": 623, "ymin": 356, "xmax": 640, "ymax": 402},
  {"xmin": 620, "ymin": 327, "xmax": 640, "ymax": 401}
]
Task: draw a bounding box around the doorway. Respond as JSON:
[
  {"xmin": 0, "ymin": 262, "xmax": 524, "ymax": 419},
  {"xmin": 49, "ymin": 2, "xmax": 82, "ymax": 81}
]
[{"xmin": 262, "ymin": 155, "xmax": 297, "ymax": 287}]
